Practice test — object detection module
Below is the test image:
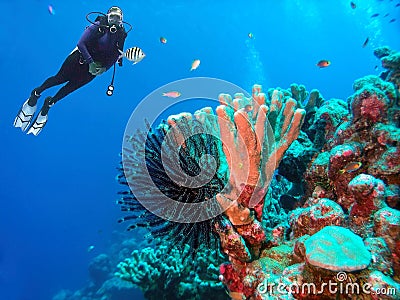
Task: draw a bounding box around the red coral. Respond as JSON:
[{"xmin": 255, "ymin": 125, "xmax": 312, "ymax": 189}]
[
  {"xmin": 238, "ymin": 184, "xmax": 266, "ymax": 221},
  {"xmin": 360, "ymin": 93, "xmax": 387, "ymax": 122},
  {"xmin": 236, "ymin": 220, "xmax": 266, "ymax": 246},
  {"xmin": 219, "ymin": 263, "xmax": 255, "ymax": 297},
  {"xmin": 350, "ymin": 201, "xmax": 378, "ymax": 218},
  {"xmin": 351, "ymin": 89, "xmax": 390, "ymax": 124}
]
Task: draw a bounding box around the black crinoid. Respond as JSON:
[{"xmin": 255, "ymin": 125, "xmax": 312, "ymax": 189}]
[{"xmin": 116, "ymin": 116, "xmax": 228, "ymax": 257}]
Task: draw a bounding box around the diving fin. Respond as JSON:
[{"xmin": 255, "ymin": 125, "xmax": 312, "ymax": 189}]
[
  {"xmin": 26, "ymin": 113, "xmax": 48, "ymax": 136},
  {"xmin": 26, "ymin": 96, "xmax": 53, "ymax": 136},
  {"xmin": 13, "ymin": 99, "xmax": 37, "ymax": 131}
]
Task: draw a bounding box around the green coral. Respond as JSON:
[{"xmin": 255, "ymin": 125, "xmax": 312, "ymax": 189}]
[
  {"xmin": 305, "ymin": 89, "xmax": 325, "ymax": 111},
  {"xmin": 352, "ymin": 75, "xmax": 397, "ymax": 104},
  {"xmin": 290, "ymin": 83, "xmax": 309, "ymax": 103},
  {"xmin": 115, "ymin": 242, "xmax": 227, "ymax": 300},
  {"xmin": 266, "ymin": 84, "xmax": 324, "ymax": 112},
  {"xmin": 373, "ymin": 46, "xmax": 395, "ymax": 59},
  {"xmin": 314, "ymin": 98, "xmax": 349, "ymax": 128}
]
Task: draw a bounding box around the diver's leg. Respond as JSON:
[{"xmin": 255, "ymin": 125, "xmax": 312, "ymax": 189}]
[
  {"xmin": 50, "ymin": 76, "xmax": 95, "ymax": 105},
  {"xmin": 26, "ymin": 52, "xmax": 95, "ymax": 136},
  {"xmin": 29, "ymin": 50, "xmax": 81, "ymax": 106},
  {"xmin": 15, "ymin": 55, "xmax": 74, "ymax": 131},
  {"xmin": 25, "ymin": 77, "xmax": 94, "ymax": 136}
]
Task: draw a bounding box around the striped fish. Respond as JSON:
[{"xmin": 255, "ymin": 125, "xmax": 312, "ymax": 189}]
[{"xmin": 118, "ymin": 47, "xmax": 146, "ymax": 64}]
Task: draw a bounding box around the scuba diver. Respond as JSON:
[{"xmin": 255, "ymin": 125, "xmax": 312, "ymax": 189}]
[{"xmin": 14, "ymin": 6, "xmax": 131, "ymax": 136}]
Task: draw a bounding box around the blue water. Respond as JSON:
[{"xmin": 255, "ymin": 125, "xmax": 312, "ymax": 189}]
[{"xmin": 0, "ymin": 0, "xmax": 399, "ymax": 299}]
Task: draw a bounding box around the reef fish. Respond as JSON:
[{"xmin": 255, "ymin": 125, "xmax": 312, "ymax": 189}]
[
  {"xmin": 316, "ymin": 60, "xmax": 331, "ymax": 68},
  {"xmin": 162, "ymin": 91, "xmax": 181, "ymax": 98},
  {"xmin": 118, "ymin": 47, "xmax": 146, "ymax": 64},
  {"xmin": 228, "ymin": 292, "xmax": 245, "ymax": 300},
  {"xmin": 371, "ymin": 13, "xmax": 380, "ymax": 18},
  {"xmin": 389, "ymin": 18, "xmax": 396, "ymax": 23},
  {"xmin": 190, "ymin": 59, "xmax": 201, "ymax": 71},
  {"xmin": 350, "ymin": 2, "xmax": 356, "ymax": 9},
  {"xmin": 339, "ymin": 162, "xmax": 362, "ymax": 174},
  {"xmin": 362, "ymin": 37, "xmax": 369, "ymax": 48},
  {"xmin": 160, "ymin": 36, "xmax": 167, "ymax": 44},
  {"xmin": 48, "ymin": 5, "xmax": 55, "ymax": 15}
]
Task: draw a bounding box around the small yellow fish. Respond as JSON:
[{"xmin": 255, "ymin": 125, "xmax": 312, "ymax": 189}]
[
  {"xmin": 162, "ymin": 91, "xmax": 181, "ymax": 98},
  {"xmin": 190, "ymin": 59, "xmax": 200, "ymax": 71},
  {"xmin": 339, "ymin": 162, "xmax": 362, "ymax": 174}
]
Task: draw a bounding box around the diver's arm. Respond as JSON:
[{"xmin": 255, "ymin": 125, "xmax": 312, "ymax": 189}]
[
  {"xmin": 117, "ymin": 31, "xmax": 127, "ymax": 67},
  {"xmin": 77, "ymin": 23, "xmax": 99, "ymax": 64}
]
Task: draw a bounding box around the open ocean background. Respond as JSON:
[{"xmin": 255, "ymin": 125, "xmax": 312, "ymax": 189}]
[{"xmin": 0, "ymin": 0, "xmax": 399, "ymax": 299}]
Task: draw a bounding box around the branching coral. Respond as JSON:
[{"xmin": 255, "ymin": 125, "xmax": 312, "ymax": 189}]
[
  {"xmin": 213, "ymin": 85, "xmax": 305, "ymax": 261},
  {"xmin": 115, "ymin": 243, "xmax": 226, "ymax": 300}
]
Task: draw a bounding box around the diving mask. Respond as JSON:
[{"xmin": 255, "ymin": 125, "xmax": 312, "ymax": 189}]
[
  {"xmin": 107, "ymin": 6, "xmax": 123, "ymax": 25},
  {"xmin": 108, "ymin": 12, "xmax": 122, "ymax": 25}
]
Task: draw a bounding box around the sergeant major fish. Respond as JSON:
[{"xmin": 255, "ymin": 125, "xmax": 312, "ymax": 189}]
[{"xmin": 118, "ymin": 47, "xmax": 146, "ymax": 64}]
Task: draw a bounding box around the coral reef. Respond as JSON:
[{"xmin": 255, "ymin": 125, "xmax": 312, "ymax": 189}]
[
  {"xmin": 305, "ymin": 49, "xmax": 400, "ymax": 209},
  {"xmin": 52, "ymin": 233, "xmax": 147, "ymax": 300},
  {"xmin": 52, "ymin": 232, "xmax": 228, "ymax": 300},
  {"xmin": 88, "ymin": 254, "xmax": 113, "ymax": 287},
  {"xmin": 109, "ymin": 47, "xmax": 400, "ymax": 300},
  {"xmin": 115, "ymin": 243, "xmax": 226, "ymax": 300},
  {"xmin": 374, "ymin": 46, "xmax": 400, "ymax": 108},
  {"xmin": 116, "ymin": 83, "xmax": 306, "ymax": 298},
  {"xmin": 216, "ymin": 48, "xmax": 399, "ymax": 299},
  {"xmin": 214, "ymin": 85, "xmax": 305, "ymax": 263},
  {"xmin": 289, "ymin": 198, "xmax": 345, "ymax": 238}
]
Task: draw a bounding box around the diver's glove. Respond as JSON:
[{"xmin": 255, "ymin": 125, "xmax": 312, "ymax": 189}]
[{"xmin": 89, "ymin": 62, "xmax": 106, "ymax": 76}]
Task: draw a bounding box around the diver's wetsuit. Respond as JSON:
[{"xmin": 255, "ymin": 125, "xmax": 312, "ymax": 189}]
[{"xmin": 32, "ymin": 17, "xmax": 127, "ymax": 105}]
